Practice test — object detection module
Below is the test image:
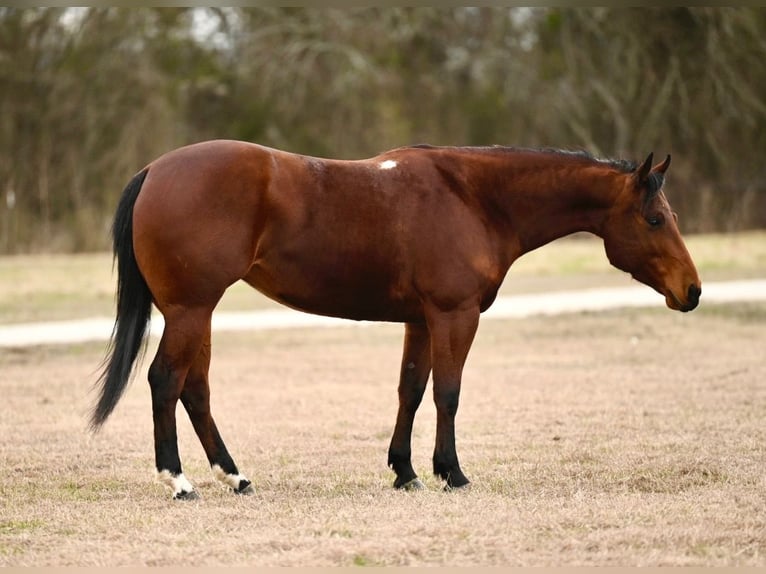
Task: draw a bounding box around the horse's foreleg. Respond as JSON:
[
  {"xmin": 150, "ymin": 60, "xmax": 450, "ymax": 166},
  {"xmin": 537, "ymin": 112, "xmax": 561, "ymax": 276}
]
[
  {"xmin": 148, "ymin": 307, "xmax": 211, "ymax": 500},
  {"xmin": 426, "ymin": 305, "xmax": 480, "ymax": 490},
  {"xmin": 388, "ymin": 322, "xmax": 432, "ymax": 490},
  {"xmin": 180, "ymin": 326, "xmax": 253, "ymax": 496}
]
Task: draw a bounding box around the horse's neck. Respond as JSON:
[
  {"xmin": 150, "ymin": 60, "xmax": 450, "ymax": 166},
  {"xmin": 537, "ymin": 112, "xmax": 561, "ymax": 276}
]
[{"xmin": 477, "ymin": 158, "xmax": 620, "ymax": 258}]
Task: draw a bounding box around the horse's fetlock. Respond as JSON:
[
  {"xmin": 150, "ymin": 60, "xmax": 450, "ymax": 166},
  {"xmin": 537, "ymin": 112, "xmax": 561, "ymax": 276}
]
[{"xmin": 387, "ymin": 448, "xmax": 411, "ymax": 469}]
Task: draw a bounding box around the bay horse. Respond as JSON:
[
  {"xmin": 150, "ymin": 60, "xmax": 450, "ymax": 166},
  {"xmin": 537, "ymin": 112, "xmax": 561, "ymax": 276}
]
[{"xmin": 91, "ymin": 141, "xmax": 701, "ymax": 499}]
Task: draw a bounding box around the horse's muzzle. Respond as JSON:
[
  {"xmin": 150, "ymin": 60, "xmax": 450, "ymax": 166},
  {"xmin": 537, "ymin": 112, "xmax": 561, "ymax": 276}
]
[{"xmin": 681, "ymin": 283, "xmax": 701, "ymax": 312}]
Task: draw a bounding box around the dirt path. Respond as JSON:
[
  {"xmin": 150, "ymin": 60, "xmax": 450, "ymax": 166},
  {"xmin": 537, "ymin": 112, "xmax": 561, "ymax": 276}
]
[{"xmin": 1, "ymin": 279, "xmax": 764, "ymax": 348}]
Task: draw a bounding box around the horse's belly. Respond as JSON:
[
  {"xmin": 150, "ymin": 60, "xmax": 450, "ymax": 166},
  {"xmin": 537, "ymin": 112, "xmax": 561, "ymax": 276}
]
[{"xmin": 243, "ymin": 259, "xmax": 423, "ymax": 323}]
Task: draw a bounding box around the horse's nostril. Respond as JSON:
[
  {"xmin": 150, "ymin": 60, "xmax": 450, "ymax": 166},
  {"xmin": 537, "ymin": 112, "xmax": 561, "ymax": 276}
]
[{"xmin": 687, "ymin": 283, "xmax": 701, "ymax": 306}]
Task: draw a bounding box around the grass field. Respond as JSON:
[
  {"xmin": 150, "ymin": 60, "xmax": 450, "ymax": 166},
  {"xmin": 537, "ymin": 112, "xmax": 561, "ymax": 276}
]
[{"xmin": 0, "ymin": 231, "xmax": 764, "ymax": 565}]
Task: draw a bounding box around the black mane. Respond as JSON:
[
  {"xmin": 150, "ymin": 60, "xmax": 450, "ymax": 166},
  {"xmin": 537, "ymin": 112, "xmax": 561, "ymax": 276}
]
[{"xmin": 405, "ymin": 144, "xmax": 639, "ymax": 174}]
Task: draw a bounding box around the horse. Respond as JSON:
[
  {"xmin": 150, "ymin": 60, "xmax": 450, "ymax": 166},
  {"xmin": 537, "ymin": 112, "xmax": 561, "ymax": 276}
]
[{"xmin": 91, "ymin": 141, "xmax": 701, "ymax": 499}]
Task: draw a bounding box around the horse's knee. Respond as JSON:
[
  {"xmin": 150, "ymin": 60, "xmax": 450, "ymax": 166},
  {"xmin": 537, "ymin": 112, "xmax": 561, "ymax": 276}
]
[
  {"xmin": 434, "ymin": 387, "xmax": 460, "ymax": 417},
  {"xmin": 399, "ymin": 381, "xmax": 427, "ymax": 412}
]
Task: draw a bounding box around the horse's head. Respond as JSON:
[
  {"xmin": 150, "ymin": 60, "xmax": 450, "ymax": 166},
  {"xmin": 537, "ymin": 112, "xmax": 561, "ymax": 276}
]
[{"xmin": 602, "ymin": 153, "xmax": 701, "ymax": 312}]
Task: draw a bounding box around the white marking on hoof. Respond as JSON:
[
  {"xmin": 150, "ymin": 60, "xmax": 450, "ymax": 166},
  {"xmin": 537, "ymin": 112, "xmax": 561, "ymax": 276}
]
[
  {"xmin": 212, "ymin": 464, "xmax": 253, "ymax": 493},
  {"xmin": 156, "ymin": 470, "xmax": 196, "ymax": 499},
  {"xmin": 379, "ymin": 160, "xmax": 397, "ymax": 170}
]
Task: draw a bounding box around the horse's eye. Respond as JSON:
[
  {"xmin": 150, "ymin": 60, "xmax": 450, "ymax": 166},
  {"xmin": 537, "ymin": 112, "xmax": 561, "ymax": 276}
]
[{"xmin": 647, "ymin": 214, "xmax": 664, "ymax": 228}]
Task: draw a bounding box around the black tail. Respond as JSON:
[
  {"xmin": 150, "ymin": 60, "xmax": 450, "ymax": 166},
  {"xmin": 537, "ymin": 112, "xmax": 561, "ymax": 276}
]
[{"xmin": 90, "ymin": 168, "xmax": 153, "ymax": 430}]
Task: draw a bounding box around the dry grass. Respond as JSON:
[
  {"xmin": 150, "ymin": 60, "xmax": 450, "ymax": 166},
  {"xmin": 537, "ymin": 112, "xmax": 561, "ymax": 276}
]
[{"xmin": 1, "ymin": 302, "xmax": 764, "ymax": 566}]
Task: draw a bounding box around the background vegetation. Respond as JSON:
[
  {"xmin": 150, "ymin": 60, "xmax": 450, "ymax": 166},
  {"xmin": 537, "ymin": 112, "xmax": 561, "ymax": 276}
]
[{"xmin": 1, "ymin": 7, "xmax": 765, "ymax": 253}]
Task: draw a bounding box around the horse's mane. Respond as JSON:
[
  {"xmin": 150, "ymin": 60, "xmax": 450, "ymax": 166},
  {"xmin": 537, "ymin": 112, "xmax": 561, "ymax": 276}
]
[
  {"xmin": 405, "ymin": 144, "xmax": 639, "ymax": 175},
  {"xmin": 405, "ymin": 143, "xmax": 668, "ymax": 197}
]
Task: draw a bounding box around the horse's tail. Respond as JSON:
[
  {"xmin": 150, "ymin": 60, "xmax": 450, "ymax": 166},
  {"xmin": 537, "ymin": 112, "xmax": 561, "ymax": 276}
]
[{"xmin": 90, "ymin": 168, "xmax": 153, "ymax": 430}]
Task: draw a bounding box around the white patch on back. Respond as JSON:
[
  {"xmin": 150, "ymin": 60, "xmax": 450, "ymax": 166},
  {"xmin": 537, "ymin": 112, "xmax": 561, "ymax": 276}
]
[
  {"xmin": 212, "ymin": 464, "xmax": 250, "ymax": 491},
  {"xmin": 156, "ymin": 469, "xmax": 195, "ymax": 497},
  {"xmin": 379, "ymin": 160, "xmax": 398, "ymax": 170}
]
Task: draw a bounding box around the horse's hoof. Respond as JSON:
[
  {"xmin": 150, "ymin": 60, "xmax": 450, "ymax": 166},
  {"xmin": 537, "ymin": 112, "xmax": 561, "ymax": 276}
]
[
  {"xmin": 173, "ymin": 489, "xmax": 200, "ymax": 501},
  {"xmin": 396, "ymin": 478, "xmax": 425, "ymax": 491},
  {"xmin": 235, "ymin": 481, "xmax": 255, "ymax": 496}
]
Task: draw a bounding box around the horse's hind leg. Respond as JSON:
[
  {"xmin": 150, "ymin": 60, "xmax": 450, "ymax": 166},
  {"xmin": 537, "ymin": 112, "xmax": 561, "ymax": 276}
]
[
  {"xmin": 180, "ymin": 323, "xmax": 253, "ymax": 495},
  {"xmin": 388, "ymin": 322, "xmax": 431, "ymax": 490},
  {"xmin": 148, "ymin": 306, "xmax": 212, "ymax": 500},
  {"xmin": 426, "ymin": 305, "xmax": 480, "ymax": 490}
]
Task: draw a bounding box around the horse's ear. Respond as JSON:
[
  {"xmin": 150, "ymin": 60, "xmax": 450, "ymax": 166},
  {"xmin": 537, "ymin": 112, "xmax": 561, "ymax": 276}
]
[
  {"xmin": 634, "ymin": 152, "xmax": 653, "ymax": 185},
  {"xmin": 652, "ymin": 154, "xmax": 671, "ymax": 174}
]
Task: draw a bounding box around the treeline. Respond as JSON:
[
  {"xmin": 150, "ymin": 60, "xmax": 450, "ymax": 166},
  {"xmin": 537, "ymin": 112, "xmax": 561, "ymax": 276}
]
[{"xmin": 1, "ymin": 7, "xmax": 765, "ymax": 253}]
